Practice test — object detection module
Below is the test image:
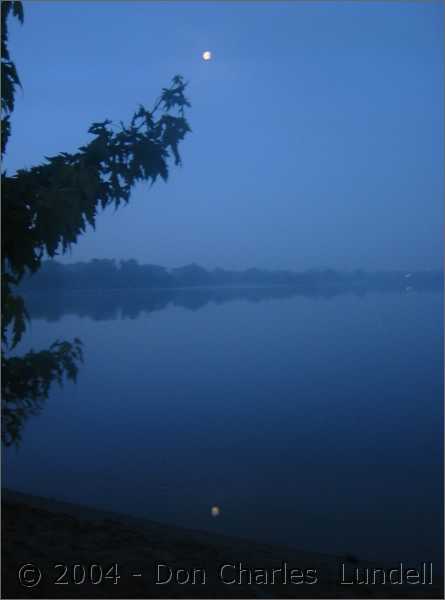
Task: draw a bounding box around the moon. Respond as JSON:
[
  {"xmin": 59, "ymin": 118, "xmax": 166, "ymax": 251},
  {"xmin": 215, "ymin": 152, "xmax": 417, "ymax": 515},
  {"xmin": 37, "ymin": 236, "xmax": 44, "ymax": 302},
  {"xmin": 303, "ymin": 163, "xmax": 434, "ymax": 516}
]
[{"xmin": 202, "ymin": 50, "xmax": 212, "ymax": 61}]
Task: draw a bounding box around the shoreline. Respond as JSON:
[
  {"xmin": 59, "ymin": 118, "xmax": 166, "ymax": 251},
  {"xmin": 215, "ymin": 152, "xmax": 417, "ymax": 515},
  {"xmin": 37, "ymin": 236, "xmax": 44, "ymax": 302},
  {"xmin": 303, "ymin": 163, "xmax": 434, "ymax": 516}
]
[{"xmin": 2, "ymin": 488, "xmax": 443, "ymax": 598}]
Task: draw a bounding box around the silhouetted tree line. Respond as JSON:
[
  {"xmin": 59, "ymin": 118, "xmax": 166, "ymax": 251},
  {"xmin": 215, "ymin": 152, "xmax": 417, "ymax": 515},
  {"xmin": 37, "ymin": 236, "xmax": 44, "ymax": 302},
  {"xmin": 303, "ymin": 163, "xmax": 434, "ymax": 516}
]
[{"xmin": 18, "ymin": 259, "xmax": 443, "ymax": 294}]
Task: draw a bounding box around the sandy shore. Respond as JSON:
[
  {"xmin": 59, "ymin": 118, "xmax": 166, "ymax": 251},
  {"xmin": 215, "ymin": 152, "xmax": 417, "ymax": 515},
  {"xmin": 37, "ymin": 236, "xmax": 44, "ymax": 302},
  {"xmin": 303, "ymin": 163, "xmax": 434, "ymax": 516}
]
[{"xmin": 2, "ymin": 489, "xmax": 442, "ymax": 599}]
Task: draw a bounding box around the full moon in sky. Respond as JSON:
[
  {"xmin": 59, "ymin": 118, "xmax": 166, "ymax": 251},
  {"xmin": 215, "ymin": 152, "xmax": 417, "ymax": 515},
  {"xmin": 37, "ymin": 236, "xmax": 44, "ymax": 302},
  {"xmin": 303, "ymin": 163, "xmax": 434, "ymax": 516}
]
[{"xmin": 202, "ymin": 50, "xmax": 212, "ymax": 61}]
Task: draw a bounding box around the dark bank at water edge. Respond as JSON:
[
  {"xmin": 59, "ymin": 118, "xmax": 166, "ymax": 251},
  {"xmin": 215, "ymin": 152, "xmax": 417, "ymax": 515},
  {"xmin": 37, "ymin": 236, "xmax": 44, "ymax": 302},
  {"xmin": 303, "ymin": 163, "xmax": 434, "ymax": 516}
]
[{"xmin": 2, "ymin": 489, "xmax": 444, "ymax": 598}]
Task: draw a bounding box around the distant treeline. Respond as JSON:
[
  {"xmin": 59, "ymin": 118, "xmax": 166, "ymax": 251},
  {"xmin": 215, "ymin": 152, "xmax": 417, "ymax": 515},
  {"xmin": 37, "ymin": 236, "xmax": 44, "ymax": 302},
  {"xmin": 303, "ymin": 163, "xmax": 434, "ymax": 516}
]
[{"xmin": 18, "ymin": 259, "xmax": 443, "ymax": 293}]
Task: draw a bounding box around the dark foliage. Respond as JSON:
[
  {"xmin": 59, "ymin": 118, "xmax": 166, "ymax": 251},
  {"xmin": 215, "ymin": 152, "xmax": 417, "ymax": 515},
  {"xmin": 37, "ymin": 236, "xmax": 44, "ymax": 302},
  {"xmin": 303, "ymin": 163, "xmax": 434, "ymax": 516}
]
[
  {"xmin": 1, "ymin": 1, "xmax": 23, "ymax": 155},
  {"xmin": 2, "ymin": 339, "xmax": 83, "ymax": 446},
  {"xmin": 1, "ymin": 1, "xmax": 191, "ymax": 445}
]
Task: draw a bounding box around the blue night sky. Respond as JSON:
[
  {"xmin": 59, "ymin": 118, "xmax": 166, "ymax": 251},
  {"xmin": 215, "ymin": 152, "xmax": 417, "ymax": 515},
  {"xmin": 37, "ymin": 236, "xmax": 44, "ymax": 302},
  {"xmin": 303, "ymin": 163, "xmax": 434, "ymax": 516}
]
[{"xmin": 5, "ymin": 0, "xmax": 443, "ymax": 271}]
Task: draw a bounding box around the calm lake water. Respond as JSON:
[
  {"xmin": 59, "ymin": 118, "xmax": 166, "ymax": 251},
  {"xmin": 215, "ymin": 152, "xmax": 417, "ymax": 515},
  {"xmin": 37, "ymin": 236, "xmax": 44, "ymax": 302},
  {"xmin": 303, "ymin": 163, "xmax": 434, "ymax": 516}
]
[{"xmin": 3, "ymin": 288, "xmax": 443, "ymax": 567}]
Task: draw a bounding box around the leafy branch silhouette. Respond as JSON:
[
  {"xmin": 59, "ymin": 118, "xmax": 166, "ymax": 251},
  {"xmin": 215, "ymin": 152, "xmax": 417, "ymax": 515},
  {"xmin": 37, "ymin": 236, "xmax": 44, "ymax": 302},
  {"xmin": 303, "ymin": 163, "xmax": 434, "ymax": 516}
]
[{"xmin": 1, "ymin": 1, "xmax": 192, "ymax": 445}]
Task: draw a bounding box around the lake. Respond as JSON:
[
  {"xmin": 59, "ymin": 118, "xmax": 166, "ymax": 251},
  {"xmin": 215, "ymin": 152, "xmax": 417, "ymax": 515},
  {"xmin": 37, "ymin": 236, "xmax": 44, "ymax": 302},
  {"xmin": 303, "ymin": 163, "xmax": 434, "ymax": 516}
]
[{"xmin": 3, "ymin": 287, "xmax": 443, "ymax": 567}]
